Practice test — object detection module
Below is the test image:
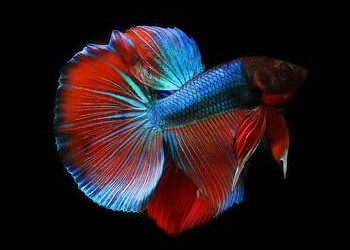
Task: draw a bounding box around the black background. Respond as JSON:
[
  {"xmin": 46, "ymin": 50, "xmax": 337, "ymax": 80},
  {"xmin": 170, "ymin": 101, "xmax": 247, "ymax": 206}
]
[{"xmin": 29, "ymin": 9, "xmax": 320, "ymax": 248}]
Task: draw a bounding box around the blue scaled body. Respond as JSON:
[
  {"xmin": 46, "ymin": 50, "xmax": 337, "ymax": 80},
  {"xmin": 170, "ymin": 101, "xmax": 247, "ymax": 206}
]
[{"xmin": 149, "ymin": 61, "xmax": 258, "ymax": 128}]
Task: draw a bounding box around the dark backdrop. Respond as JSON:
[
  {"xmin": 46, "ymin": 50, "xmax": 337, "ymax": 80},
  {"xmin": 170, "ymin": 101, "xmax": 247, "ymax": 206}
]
[{"xmin": 30, "ymin": 10, "xmax": 320, "ymax": 248}]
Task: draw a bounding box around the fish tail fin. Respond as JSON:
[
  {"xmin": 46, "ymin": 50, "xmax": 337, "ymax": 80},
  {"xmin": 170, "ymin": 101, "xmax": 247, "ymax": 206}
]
[
  {"xmin": 55, "ymin": 31, "xmax": 166, "ymax": 212},
  {"xmin": 56, "ymin": 25, "xmax": 205, "ymax": 223}
]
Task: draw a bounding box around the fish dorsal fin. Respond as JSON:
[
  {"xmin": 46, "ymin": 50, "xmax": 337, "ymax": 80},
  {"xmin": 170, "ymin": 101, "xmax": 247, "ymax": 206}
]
[
  {"xmin": 111, "ymin": 26, "xmax": 204, "ymax": 92},
  {"xmin": 234, "ymin": 107, "xmax": 267, "ymax": 169}
]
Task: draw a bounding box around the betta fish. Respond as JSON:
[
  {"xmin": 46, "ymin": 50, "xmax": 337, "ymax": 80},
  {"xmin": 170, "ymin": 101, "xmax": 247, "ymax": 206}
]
[{"xmin": 55, "ymin": 26, "xmax": 307, "ymax": 235}]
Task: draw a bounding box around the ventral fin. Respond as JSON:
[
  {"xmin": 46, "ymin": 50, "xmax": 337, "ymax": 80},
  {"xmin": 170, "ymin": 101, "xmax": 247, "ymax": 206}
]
[
  {"xmin": 234, "ymin": 107, "xmax": 267, "ymax": 170},
  {"xmin": 265, "ymin": 109, "xmax": 289, "ymax": 178}
]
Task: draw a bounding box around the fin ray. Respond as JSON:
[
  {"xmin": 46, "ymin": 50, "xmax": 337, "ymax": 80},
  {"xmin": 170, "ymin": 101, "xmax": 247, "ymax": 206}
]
[
  {"xmin": 124, "ymin": 26, "xmax": 205, "ymax": 91},
  {"xmin": 234, "ymin": 107, "xmax": 267, "ymax": 169},
  {"xmin": 147, "ymin": 162, "xmax": 213, "ymax": 235},
  {"xmin": 265, "ymin": 109, "xmax": 289, "ymax": 178},
  {"xmin": 55, "ymin": 38, "xmax": 165, "ymax": 212},
  {"xmin": 164, "ymin": 110, "xmax": 248, "ymax": 213}
]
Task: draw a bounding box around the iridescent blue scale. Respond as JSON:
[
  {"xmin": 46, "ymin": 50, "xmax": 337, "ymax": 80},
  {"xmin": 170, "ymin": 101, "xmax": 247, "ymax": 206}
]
[{"xmin": 150, "ymin": 61, "xmax": 257, "ymax": 128}]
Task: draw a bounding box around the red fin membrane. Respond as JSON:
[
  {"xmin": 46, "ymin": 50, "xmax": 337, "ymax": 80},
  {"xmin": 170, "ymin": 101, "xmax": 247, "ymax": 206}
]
[
  {"xmin": 164, "ymin": 110, "xmax": 247, "ymax": 213},
  {"xmin": 56, "ymin": 44, "xmax": 164, "ymax": 212},
  {"xmin": 232, "ymin": 107, "xmax": 267, "ymax": 190},
  {"xmin": 147, "ymin": 162, "xmax": 213, "ymax": 236},
  {"xmin": 56, "ymin": 26, "xmax": 205, "ymax": 212},
  {"xmin": 265, "ymin": 109, "xmax": 289, "ymax": 178},
  {"xmin": 234, "ymin": 107, "xmax": 267, "ymax": 168}
]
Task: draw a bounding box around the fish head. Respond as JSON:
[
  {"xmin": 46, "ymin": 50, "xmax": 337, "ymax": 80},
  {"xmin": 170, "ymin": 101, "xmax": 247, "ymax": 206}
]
[{"xmin": 242, "ymin": 57, "xmax": 308, "ymax": 107}]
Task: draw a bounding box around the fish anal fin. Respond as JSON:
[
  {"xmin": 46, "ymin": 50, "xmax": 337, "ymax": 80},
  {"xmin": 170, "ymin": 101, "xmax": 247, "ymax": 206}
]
[
  {"xmin": 147, "ymin": 163, "xmax": 213, "ymax": 236},
  {"xmin": 165, "ymin": 110, "xmax": 248, "ymax": 213}
]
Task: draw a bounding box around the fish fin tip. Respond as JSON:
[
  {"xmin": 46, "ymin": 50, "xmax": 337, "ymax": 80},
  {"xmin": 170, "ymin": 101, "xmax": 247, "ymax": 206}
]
[{"xmin": 265, "ymin": 110, "xmax": 290, "ymax": 178}]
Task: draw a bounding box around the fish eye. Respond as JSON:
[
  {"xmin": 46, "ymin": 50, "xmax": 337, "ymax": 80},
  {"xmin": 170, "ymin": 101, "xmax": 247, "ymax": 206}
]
[{"xmin": 278, "ymin": 64, "xmax": 293, "ymax": 80}]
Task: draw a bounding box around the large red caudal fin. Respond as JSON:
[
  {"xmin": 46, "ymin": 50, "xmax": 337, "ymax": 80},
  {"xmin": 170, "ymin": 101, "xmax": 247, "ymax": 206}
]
[
  {"xmin": 164, "ymin": 110, "xmax": 248, "ymax": 214},
  {"xmin": 55, "ymin": 26, "xmax": 205, "ymax": 212},
  {"xmin": 147, "ymin": 163, "xmax": 213, "ymax": 236},
  {"xmin": 55, "ymin": 42, "xmax": 165, "ymax": 213}
]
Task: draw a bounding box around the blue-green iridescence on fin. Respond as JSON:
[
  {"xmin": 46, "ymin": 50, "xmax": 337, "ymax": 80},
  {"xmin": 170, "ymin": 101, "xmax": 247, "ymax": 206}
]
[
  {"xmin": 127, "ymin": 26, "xmax": 205, "ymax": 93},
  {"xmin": 223, "ymin": 182, "xmax": 245, "ymax": 212},
  {"xmin": 55, "ymin": 25, "xmax": 208, "ymax": 213},
  {"xmin": 55, "ymin": 41, "xmax": 166, "ymax": 212},
  {"xmin": 56, "ymin": 25, "xmax": 264, "ymax": 228}
]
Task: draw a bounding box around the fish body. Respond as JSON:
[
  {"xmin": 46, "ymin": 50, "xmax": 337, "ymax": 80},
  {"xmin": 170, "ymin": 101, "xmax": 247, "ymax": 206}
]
[
  {"xmin": 150, "ymin": 61, "xmax": 258, "ymax": 128},
  {"xmin": 55, "ymin": 26, "xmax": 307, "ymax": 235}
]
